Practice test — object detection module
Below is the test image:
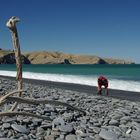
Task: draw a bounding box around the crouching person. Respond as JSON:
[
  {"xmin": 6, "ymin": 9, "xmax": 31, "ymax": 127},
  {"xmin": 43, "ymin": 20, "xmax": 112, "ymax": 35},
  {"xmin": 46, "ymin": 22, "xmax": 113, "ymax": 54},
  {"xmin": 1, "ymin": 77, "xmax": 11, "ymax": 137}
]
[{"xmin": 97, "ymin": 75, "xmax": 108, "ymax": 96}]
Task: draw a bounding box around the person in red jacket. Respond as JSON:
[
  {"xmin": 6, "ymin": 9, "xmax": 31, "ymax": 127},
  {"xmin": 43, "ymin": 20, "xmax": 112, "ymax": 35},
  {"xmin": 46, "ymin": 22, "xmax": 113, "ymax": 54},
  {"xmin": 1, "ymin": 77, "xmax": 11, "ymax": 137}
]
[{"xmin": 97, "ymin": 75, "xmax": 108, "ymax": 96}]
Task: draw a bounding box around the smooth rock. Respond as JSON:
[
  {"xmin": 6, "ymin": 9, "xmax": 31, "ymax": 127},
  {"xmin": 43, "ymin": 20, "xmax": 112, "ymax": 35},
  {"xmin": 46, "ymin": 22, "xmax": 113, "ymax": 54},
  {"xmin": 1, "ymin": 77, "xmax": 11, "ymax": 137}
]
[
  {"xmin": 2, "ymin": 117, "xmax": 16, "ymax": 123},
  {"xmin": 2, "ymin": 123, "xmax": 11, "ymax": 129},
  {"xmin": 45, "ymin": 134, "xmax": 57, "ymax": 140},
  {"xmin": 24, "ymin": 107, "xmax": 36, "ymax": 111},
  {"xmin": 84, "ymin": 137, "xmax": 95, "ymax": 140},
  {"xmin": 52, "ymin": 117, "xmax": 65, "ymax": 128},
  {"xmin": 89, "ymin": 126, "xmax": 100, "ymax": 134},
  {"xmin": 65, "ymin": 134, "xmax": 77, "ymax": 140},
  {"xmin": 11, "ymin": 124, "xmax": 29, "ymax": 134},
  {"xmin": 121, "ymin": 116, "xmax": 131, "ymax": 122},
  {"xmin": 99, "ymin": 129, "xmax": 118, "ymax": 140},
  {"xmin": 131, "ymin": 129, "xmax": 140, "ymax": 139},
  {"xmin": 59, "ymin": 124, "xmax": 73, "ymax": 133},
  {"xmin": 126, "ymin": 129, "xmax": 132, "ymax": 134},
  {"xmin": 109, "ymin": 119, "xmax": 119, "ymax": 126}
]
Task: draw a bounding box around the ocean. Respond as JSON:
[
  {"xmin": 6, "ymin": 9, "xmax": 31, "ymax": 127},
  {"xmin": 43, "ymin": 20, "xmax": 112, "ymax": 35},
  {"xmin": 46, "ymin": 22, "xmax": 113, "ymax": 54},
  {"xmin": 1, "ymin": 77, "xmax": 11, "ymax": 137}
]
[{"xmin": 0, "ymin": 64, "xmax": 140, "ymax": 92}]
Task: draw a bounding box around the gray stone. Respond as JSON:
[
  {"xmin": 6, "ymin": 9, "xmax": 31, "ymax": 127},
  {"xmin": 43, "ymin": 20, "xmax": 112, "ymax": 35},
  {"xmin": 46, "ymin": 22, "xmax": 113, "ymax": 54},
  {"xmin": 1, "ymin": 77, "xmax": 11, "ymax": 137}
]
[
  {"xmin": 121, "ymin": 109, "xmax": 131, "ymax": 115},
  {"xmin": 94, "ymin": 134, "xmax": 103, "ymax": 140},
  {"xmin": 99, "ymin": 129, "xmax": 118, "ymax": 140},
  {"xmin": 2, "ymin": 117, "xmax": 16, "ymax": 123},
  {"xmin": 63, "ymin": 113, "xmax": 74, "ymax": 122},
  {"xmin": 59, "ymin": 124, "xmax": 73, "ymax": 133},
  {"xmin": 56, "ymin": 138, "xmax": 64, "ymax": 140},
  {"xmin": 11, "ymin": 124, "xmax": 29, "ymax": 134},
  {"xmin": 126, "ymin": 128, "xmax": 132, "ymax": 134},
  {"xmin": 119, "ymin": 138, "xmax": 132, "ymax": 140},
  {"xmin": 32, "ymin": 118, "xmax": 43, "ymax": 123},
  {"xmin": 18, "ymin": 137, "xmax": 24, "ymax": 140},
  {"xmin": 131, "ymin": 129, "xmax": 140, "ymax": 139},
  {"xmin": 89, "ymin": 126, "xmax": 100, "ymax": 134},
  {"xmin": 112, "ymin": 114, "xmax": 123, "ymax": 120},
  {"xmin": 94, "ymin": 123, "xmax": 101, "ymax": 127},
  {"xmin": 24, "ymin": 107, "xmax": 36, "ymax": 111},
  {"xmin": 131, "ymin": 121, "xmax": 140, "ymax": 130},
  {"xmin": 2, "ymin": 123, "xmax": 11, "ymax": 129},
  {"xmin": 22, "ymin": 118, "xmax": 31, "ymax": 123},
  {"xmin": 45, "ymin": 134, "xmax": 57, "ymax": 140},
  {"xmin": 109, "ymin": 119, "xmax": 119, "ymax": 126},
  {"xmin": 121, "ymin": 116, "xmax": 131, "ymax": 122},
  {"xmin": 40, "ymin": 124, "xmax": 52, "ymax": 129},
  {"xmin": 37, "ymin": 127, "xmax": 45, "ymax": 134},
  {"xmin": 84, "ymin": 137, "xmax": 95, "ymax": 140},
  {"xmin": 65, "ymin": 134, "xmax": 77, "ymax": 140},
  {"xmin": 52, "ymin": 117, "xmax": 65, "ymax": 128}
]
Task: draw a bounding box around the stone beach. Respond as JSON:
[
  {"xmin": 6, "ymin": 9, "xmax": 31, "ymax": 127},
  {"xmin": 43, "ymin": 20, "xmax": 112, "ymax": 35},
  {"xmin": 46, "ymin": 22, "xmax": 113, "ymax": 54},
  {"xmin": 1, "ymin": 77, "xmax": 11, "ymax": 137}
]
[{"xmin": 0, "ymin": 77, "xmax": 140, "ymax": 140}]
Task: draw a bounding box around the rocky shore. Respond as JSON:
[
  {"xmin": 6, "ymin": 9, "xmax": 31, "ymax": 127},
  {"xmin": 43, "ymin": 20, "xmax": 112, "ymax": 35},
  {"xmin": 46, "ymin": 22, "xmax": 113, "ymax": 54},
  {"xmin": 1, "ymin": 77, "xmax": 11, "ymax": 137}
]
[{"xmin": 0, "ymin": 78, "xmax": 140, "ymax": 140}]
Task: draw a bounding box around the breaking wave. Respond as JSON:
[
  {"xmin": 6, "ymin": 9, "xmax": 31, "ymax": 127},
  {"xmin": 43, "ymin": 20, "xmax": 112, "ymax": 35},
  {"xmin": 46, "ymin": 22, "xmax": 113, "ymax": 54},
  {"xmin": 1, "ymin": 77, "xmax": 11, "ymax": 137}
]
[{"xmin": 0, "ymin": 70, "xmax": 140, "ymax": 92}]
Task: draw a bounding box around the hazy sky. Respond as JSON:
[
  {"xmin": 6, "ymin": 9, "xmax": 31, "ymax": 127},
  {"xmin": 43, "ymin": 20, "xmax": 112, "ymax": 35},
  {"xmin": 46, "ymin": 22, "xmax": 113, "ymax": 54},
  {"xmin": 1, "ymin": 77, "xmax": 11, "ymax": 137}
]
[{"xmin": 0, "ymin": 0, "xmax": 140, "ymax": 63}]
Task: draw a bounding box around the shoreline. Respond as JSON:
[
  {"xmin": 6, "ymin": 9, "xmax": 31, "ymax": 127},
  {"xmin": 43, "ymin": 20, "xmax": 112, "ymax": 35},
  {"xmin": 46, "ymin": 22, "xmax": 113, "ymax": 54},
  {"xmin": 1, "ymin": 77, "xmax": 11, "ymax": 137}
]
[{"xmin": 0, "ymin": 75, "xmax": 140, "ymax": 102}]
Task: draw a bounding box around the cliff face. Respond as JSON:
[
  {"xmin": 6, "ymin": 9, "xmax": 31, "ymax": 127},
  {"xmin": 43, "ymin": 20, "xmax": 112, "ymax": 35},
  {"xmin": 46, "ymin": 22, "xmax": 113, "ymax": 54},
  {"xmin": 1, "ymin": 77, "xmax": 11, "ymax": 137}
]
[
  {"xmin": 24, "ymin": 51, "xmax": 134, "ymax": 64},
  {"xmin": 0, "ymin": 50, "xmax": 30, "ymax": 64},
  {"xmin": 0, "ymin": 50, "xmax": 134, "ymax": 64},
  {"xmin": 24, "ymin": 51, "xmax": 106, "ymax": 64},
  {"xmin": 103, "ymin": 58, "xmax": 134, "ymax": 64}
]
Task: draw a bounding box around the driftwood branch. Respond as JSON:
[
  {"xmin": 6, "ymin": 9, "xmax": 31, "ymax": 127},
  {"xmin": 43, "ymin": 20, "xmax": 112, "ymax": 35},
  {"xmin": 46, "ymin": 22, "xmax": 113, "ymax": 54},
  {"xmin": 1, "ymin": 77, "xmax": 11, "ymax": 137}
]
[
  {"xmin": 0, "ymin": 111, "xmax": 52, "ymax": 121},
  {"xmin": 6, "ymin": 96, "xmax": 86, "ymax": 114},
  {"xmin": 0, "ymin": 90, "xmax": 25, "ymax": 105},
  {"xmin": 6, "ymin": 16, "xmax": 23, "ymax": 111}
]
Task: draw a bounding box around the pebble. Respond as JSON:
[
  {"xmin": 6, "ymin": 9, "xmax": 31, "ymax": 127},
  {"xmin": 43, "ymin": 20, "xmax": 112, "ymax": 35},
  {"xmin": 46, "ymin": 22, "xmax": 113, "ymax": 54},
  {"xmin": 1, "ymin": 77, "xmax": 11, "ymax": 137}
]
[
  {"xmin": 131, "ymin": 129, "xmax": 140, "ymax": 139},
  {"xmin": 99, "ymin": 129, "xmax": 118, "ymax": 140},
  {"xmin": 2, "ymin": 123, "xmax": 11, "ymax": 129},
  {"xmin": 89, "ymin": 126, "xmax": 100, "ymax": 134},
  {"xmin": 2, "ymin": 117, "xmax": 16, "ymax": 123},
  {"xmin": 11, "ymin": 124, "xmax": 29, "ymax": 134},
  {"xmin": 52, "ymin": 117, "xmax": 65, "ymax": 128},
  {"xmin": 59, "ymin": 124, "xmax": 73, "ymax": 133},
  {"xmin": 65, "ymin": 134, "xmax": 77, "ymax": 140},
  {"xmin": 109, "ymin": 119, "xmax": 119, "ymax": 126}
]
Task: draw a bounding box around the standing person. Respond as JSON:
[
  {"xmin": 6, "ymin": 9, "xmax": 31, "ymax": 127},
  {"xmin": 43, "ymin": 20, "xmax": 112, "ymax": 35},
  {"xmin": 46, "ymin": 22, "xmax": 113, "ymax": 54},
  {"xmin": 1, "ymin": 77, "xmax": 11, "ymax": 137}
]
[{"xmin": 97, "ymin": 75, "xmax": 108, "ymax": 96}]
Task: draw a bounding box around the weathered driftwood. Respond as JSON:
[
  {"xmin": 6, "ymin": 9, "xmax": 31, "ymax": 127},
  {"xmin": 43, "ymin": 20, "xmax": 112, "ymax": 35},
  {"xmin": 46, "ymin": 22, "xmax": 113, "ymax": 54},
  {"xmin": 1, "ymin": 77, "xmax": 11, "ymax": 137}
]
[
  {"xmin": 0, "ymin": 111, "xmax": 52, "ymax": 121},
  {"xmin": 0, "ymin": 90, "xmax": 25, "ymax": 105},
  {"xmin": 6, "ymin": 96, "xmax": 86, "ymax": 114},
  {"xmin": 6, "ymin": 16, "xmax": 23, "ymax": 111}
]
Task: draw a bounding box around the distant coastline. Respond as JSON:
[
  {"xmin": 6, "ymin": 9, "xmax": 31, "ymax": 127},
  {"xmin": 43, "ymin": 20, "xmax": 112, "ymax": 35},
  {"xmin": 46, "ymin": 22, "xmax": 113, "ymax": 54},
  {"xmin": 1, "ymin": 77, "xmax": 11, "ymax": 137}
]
[{"xmin": 0, "ymin": 49, "xmax": 134, "ymax": 64}]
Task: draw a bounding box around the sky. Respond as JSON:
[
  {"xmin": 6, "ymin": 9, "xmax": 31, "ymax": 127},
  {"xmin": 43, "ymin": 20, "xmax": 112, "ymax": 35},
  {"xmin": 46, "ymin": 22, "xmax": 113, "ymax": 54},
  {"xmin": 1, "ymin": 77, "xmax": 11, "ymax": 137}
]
[{"xmin": 0, "ymin": 0, "xmax": 140, "ymax": 63}]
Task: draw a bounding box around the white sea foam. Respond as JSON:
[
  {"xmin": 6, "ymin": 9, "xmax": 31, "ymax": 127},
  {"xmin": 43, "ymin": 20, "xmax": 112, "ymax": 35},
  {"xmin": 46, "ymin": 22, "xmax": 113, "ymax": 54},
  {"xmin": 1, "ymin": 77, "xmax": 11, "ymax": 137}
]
[{"xmin": 0, "ymin": 70, "xmax": 140, "ymax": 92}]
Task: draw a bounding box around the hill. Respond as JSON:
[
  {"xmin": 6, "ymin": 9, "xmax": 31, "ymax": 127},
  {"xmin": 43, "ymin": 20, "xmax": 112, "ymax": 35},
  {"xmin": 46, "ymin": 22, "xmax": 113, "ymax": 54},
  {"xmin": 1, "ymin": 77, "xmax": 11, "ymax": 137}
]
[
  {"xmin": 24, "ymin": 51, "xmax": 134, "ymax": 64},
  {"xmin": 0, "ymin": 50, "xmax": 134, "ymax": 64}
]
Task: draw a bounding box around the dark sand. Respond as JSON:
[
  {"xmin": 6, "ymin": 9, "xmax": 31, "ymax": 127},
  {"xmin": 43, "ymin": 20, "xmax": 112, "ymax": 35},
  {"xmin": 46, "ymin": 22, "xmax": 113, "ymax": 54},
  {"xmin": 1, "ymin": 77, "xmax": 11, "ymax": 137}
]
[{"xmin": 0, "ymin": 75, "xmax": 140, "ymax": 101}]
